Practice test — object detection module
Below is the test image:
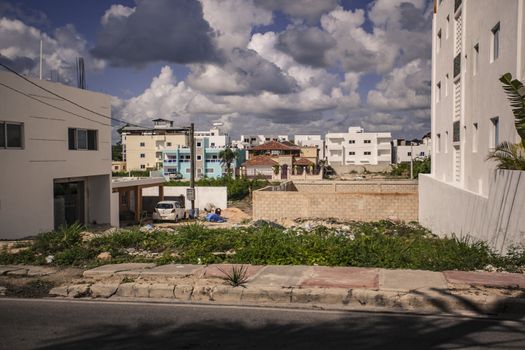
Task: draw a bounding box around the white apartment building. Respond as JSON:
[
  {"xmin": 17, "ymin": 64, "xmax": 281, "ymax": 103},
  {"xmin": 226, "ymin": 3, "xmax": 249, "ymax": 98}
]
[
  {"xmin": 294, "ymin": 135, "xmax": 325, "ymax": 160},
  {"xmin": 232, "ymin": 134, "xmax": 289, "ymax": 149},
  {"xmin": 0, "ymin": 70, "xmax": 112, "ymax": 239},
  {"xmin": 430, "ymin": 0, "xmax": 522, "ymax": 195},
  {"xmin": 194, "ymin": 127, "xmax": 229, "ymax": 148},
  {"xmin": 393, "ymin": 136, "xmax": 432, "ymax": 163},
  {"xmin": 121, "ymin": 119, "xmax": 188, "ymax": 171},
  {"xmin": 325, "ymin": 127, "xmax": 391, "ymax": 165},
  {"xmin": 419, "ymin": 0, "xmax": 525, "ymax": 250}
]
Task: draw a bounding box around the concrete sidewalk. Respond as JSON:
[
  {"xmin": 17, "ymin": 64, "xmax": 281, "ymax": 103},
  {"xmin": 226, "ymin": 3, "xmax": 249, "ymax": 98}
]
[{"xmin": 39, "ymin": 263, "xmax": 525, "ymax": 317}]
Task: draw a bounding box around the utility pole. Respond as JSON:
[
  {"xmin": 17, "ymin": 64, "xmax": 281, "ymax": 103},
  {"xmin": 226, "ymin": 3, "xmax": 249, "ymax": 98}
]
[
  {"xmin": 39, "ymin": 40, "xmax": 43, "ymax": 80},
  {"xmin": 189, "ymin": 123, "xmax": 195, "ymax": 215},
  {"xmin": 410, "ymin": 143, "xmax": 414, "ymax": 180}
]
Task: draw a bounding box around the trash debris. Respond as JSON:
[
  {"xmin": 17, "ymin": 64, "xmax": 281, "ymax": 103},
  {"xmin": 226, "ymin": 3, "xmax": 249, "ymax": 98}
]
[
  {"xmin": 45, "ymin": 255, "xmax": 54, "ymax": 264},
  {"xmin": 252, "ymin": 220, "xmax": 285, "ymax": 230},
  {"xmin": 97, "ymin": 252, "xmax": 112, "ymax": 261}
]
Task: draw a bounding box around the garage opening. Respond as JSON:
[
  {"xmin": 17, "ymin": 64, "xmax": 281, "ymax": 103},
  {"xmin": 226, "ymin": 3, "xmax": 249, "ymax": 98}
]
[{"xmin": 54, "ymin": 180, "xmax": 85, "ymax": 229}]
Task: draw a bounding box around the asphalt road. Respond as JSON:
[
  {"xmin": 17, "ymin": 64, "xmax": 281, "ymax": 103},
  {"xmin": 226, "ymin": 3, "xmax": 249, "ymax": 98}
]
[{"xmin": 1, "ymin": 298, "xmax": 524, "ymax": 349}]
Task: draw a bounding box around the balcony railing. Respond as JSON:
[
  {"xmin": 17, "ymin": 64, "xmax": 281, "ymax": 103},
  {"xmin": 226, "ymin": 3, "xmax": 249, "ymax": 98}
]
[{"xmin": 453, "ymin": 53, "xmax": 461, "ymax": 78}]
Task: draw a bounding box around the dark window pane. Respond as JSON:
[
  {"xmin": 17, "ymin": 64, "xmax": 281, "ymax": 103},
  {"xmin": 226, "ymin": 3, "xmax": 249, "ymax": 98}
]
[
  {"xmin": 87, "ymin": 130, "xmax": 97, "ymax": 150},
  {"xmin": 68, "ymin": 128, "xmax": 76, "ymax": 150},
  {"xmin": 0, "ymin": 123, "xmax": 5, "ymax": 147},
  {"xmin": 453, "ymin": 121, "xmax": 460, "ymax": 142},
  {"xmin": 6, "ymin": 123, "xmax": 22, "ymax": 148},
  {"xmin": 77, "ymin": 129, "xmax": 87, "ymax": 150}
]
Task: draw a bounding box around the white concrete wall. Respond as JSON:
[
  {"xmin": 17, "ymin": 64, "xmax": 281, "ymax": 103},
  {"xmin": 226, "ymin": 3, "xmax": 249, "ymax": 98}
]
[
  {"xmin": 419, "ymin": 170, "xmax": 525, "ymax": 253},
  {"xmin": 142, "ymin": 186, "xmax": 227, "ymax": 210},
  {"xmin": 0, "ymin": 70, "xmax": 111, "ymax": 239},
  {"xmin": 110, "ymin": 192, "xmax": 120, "ymax": 228}
]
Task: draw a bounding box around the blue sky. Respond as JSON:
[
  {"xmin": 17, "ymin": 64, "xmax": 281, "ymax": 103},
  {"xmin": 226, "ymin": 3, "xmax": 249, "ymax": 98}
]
[{"xmin": 0, "ymin": 0, "xmax": 433, "ymax": 140}]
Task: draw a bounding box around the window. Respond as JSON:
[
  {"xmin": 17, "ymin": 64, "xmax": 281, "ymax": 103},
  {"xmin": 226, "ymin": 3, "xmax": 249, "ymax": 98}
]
[
  {"xmin": 348, "ymin": 151, "xmax": 355, "ymax": 155},
  {"xmin": 437, "ymin": 29, "xmax": 442, "ymax": 52},
  {"xmin": 436, "ymin": 133, "xmax": 441, "ymax": 153},
  {"xmin": 140, "ymin": 164, "xmax": 145, "ymax": 169},
  {"xmin": 453, "ymin": 121, "xmax": 460, "ymax": 142},
  {"xmin": 446, "ymin": 15, "xmax": 450, "ymax": 38},
  {"xmin": 491, "ymin": 22, "xmax": 500, "ymax": 62},
  {"xmin": 445, "ymin": 75, "xmax": 449, "ymax": 96},
  {"xmin": 210, "ymin": 142, "xmax": 215, "ymax": 147},
  {"xmin": 186, "ymin": 168, "xmax": 191, "ymax": 173},
  {"xmin": 196, "ymin": 142, "xmax": 202, "ymax": 148},
  {"xmin": 206, "ymin": 168, "xmax": 214, "ymax": 173},
  {"xmin": 167, "ymin": 142, "xmax": 172, "ymax": 147},
  {"xmin": 407, "ymin": 152, "xmax": 412, "ymax": 156},
  {"xmin": 265, "ymin": 137, "xmax": 270, "ymax": 141},
  {"xmin": 445, "ymin": 131, "xmax": 449, "ymax": 153},
  {"xmin": 364, "ymin": 140, "xmax": 371, "ymax": 144},
  {"xmin": 140, "ymin": 153, "xmax": 145, "ymax": 158},
  {"xmin": 364, "ymin": 151, "xmax": 371, "ymax": 155},
  {"xmin": 140, "ymin": 142, "xmax": 145, "ymax": 147},
  {"xmin": 472, "ymin": 122, "xmax": 478, "ymax": 153},
  {"xmin": 436, "ymin": 82, "xmax": 441, "ymax": 102},
  {"xmin": 0, "ymin": 122, "xmax": 23, "ymax": 149},
  {"xmin": 473, "ymin": 43, "xmax": 479, "ymax": 75},
  {"xmin": 419, "ymin": 151, "xmax": 425, "ymax": 157},
  {"xmin": 68, "ymin": 128, "xmax": 97, "ymax": 150},
  {"xmin": 197, "ymin": 155, "xmax": 202, "ymax": 160},
  {"xmin": 491, "ymin": 117, "xmax": 499, "ymax": 148},
  {"xmin": 349, "ymin": 140, "xmax": 355, "ymax": 144}
]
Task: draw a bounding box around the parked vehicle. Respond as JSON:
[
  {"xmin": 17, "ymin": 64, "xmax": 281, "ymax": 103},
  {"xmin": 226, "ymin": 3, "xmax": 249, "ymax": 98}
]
[
  {"xmin": 168, "ymin": 172, "xmax": 183, "ymax": 180},
  {"xmin": 152, "ymin": 201, "xmax": 186, "ymax": 222}
]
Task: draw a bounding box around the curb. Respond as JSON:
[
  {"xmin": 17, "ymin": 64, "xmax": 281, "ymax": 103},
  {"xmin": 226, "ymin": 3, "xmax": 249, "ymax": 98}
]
[{"xmin": 48, "ymin": 282, "xmax": 525, "ymax": 318}]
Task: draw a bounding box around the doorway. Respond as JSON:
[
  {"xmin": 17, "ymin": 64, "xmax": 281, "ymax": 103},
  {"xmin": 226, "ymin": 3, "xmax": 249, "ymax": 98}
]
[{"xmin": 54, "ymin": 181, "xmax": 85, "ymax": 229}]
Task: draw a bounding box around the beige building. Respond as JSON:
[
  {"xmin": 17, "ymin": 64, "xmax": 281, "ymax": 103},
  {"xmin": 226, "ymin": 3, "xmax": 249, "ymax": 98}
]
[
  {"xmin": 112, "ymin": 161, "xmax": 127, "ymax": 172},
  {"xmin": 121, "ymin": 118, "xmax": 188, "ymax": 171},
  {"xmin": 0, "ymin": 70, "xmax": 112, "ymax": 239}
]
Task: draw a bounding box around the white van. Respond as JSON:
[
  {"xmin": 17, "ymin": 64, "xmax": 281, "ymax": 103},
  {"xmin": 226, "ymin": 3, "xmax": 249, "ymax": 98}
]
[{"xmin": 152, "ymin": 201, "xmax": 186, "ymax": 222}]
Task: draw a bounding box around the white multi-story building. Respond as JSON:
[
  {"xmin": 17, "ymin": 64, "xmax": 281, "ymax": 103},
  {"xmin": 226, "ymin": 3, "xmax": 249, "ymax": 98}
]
[
  {"xmin": 194, "ymin": 126, "xmax": 229, "ymax": 148},
  {"xmin": 325, "ymin": 127, "xmax": 392, "ymax": 165},
  {"xmin": 419, "ymin": 0, "xmax": 525, "ymax": 250},
  {"xmin": 0, "ymin": 70, "xmax": 112, "ymax": 238},
  {"xmin": 232, "ymin": 134, "xmax": 289, "ymax": 149},
  {"xmin": 393, "ymin": 135, "xmax": 432, "ymax": 163},
  {"xmin": 294, "ymin": 135, "xmax": 325, "ymax": 160},
  {"xmin": 429, "ymin": 0, "xmax": 522, "ymax": 195}
]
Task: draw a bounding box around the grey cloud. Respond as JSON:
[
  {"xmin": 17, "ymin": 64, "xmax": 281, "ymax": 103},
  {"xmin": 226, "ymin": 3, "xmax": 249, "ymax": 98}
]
[
  {"xmin": 399, "ymin": 2, "xmax": 431, "ymax": 32},
  {"xmin": 0, "ymin": 1, "xmax": 49, "ymax": 27},
  {"xmin": 254, "ymin": 0, "xmax": 338, "ymax": 23},
  {"xmin": 230, "ymin": 48, "xmax": 297, "ymax": 94},
  {"xmin": 91, "ymin": 0, "xmax": 220, "ymax": 66},
  {"xmin": 276, "ymin": 27, "xmax": 335, "ymax": 67},
  {"xmin": 0, "ymin": 54, "xmax": 36, "ymax": 72}
]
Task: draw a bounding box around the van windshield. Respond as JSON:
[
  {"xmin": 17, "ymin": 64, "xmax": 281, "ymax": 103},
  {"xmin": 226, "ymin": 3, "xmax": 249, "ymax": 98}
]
[{"xmin": 156, "ymin": 203, "xmax": 173, "ymax": 209}]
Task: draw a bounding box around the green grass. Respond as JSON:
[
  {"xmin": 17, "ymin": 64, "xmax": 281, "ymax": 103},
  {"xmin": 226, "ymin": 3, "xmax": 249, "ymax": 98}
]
[{"xmin": 1, "ymin": 221, "xmax": 524, "ymax": 272}]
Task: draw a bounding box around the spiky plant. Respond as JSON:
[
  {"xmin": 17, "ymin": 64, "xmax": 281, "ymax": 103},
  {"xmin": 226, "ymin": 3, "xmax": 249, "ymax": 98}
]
[{"xmin": 216, "ymin": 265, "xmax": 249, "ymax": 288}]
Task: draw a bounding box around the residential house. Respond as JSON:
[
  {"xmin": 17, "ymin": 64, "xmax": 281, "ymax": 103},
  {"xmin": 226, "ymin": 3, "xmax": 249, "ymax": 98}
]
[
  {"xmin": 325, "ymin": 127, "xmax": 391, "ymax": 165},
  {"xmin": 294, "ymin": 134, "xmax": 325, "ymax": 160},
  {"xmin": 392, "ymin": 134, "xmax": 432, "ymax": 163},
  {"xmin": 0, "ymin": 70, "xmax": 112, "ymax": 239}
]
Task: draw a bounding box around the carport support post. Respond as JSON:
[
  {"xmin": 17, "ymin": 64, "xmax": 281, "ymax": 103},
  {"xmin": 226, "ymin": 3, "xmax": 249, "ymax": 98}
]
[
  {"xmin": 159, "ymin": 185, "xmax": 164, "ymax": 201},
  {"xmin": 190, "ymin": 123, "xmax": 195, "ymax": 215}
]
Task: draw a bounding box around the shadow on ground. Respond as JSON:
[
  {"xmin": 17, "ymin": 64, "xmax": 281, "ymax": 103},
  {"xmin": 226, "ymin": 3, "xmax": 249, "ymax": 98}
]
[{"xmin": 32, "ymin": 291, "xmax": 525, "ymax": 350}]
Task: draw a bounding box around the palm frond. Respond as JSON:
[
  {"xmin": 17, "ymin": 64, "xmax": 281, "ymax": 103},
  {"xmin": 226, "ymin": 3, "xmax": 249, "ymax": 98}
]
[
  {"xmin": 500, "ymin": 73, "xmax": 525, "ymax": 143},
  {"xmin": 487, "ymin": 141, "xmax": 525, "ymax": 170}
]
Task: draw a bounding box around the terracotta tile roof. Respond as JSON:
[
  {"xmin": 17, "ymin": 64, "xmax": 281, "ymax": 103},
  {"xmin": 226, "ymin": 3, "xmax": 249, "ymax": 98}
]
[
  {"xmin": 250, "ymin": 140, "xmax": 301, "ymax": 151},
  {"xmin": 242, "ymin": 155, "xmax": 279, "ymax": 167},
  {"xmin": 294, "ymin": 157, "xmax": 314, "ymax": 166}
]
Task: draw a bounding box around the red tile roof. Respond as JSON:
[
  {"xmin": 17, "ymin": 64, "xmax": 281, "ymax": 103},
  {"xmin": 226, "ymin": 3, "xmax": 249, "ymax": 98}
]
[
  {"xmin": 242, "ymin": 155, "xmax": 279, "ymax": 167},
  {"xmin": 250, "ymin": 140, "xmax": 301, "ymax": 151},
  {"xmin": 294, "ymin": 157, "xmax": 314, "ymax": 166}
]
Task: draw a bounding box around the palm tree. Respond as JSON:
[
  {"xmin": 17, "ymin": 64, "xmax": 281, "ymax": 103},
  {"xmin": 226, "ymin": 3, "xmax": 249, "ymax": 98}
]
[
  {"xmin": 487, "ymin": 73, "xmax": 525, "ymax": 169},
  {"xmin": 219, "ymin": 147, "xmax": 237, "ymax": 176}
]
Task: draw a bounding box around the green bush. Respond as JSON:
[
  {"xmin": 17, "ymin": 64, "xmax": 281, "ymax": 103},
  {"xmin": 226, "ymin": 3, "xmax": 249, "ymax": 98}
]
[{"xmin": 390, "ymin": 157, "xmax": 431, "ymax": 179}]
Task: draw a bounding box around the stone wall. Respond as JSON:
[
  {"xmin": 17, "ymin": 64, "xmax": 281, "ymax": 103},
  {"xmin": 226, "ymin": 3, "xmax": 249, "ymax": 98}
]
[{"xmin": 253, "ymin": 181, "xmax": 418, "ymax": 222}]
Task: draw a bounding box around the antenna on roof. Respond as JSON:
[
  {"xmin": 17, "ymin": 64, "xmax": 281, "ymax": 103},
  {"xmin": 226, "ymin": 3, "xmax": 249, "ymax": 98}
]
[{"xmin": 76, "ymin": 57, "xmax": 86, "ymax": 89}]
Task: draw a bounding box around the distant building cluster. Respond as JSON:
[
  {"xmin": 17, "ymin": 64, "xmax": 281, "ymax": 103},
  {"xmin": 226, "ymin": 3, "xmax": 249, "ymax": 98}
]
[{"xmin": 118, "ymin": 118, "xmax": 432, "ymax": 180}]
